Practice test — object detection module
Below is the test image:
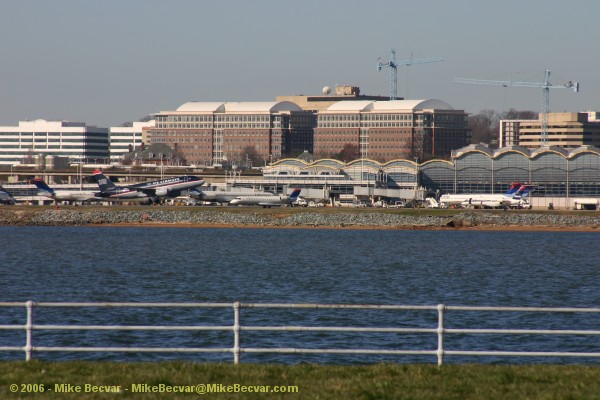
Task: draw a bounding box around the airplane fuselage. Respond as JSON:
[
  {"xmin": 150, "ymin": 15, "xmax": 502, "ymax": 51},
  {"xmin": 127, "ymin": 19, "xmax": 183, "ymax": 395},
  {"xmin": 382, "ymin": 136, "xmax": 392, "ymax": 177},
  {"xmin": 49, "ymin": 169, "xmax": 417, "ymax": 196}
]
[
  {"xmin": 95, "ymin": 174, "xmax": 205, "ymax": 200},
  {"xmin": 229, "ymin": 189, "xmax": 301, "ymax": 207},
  {"xmin": 193, "ymin": 190, "xmax": 274, "ymax": 203},
  {"xmin": 439, "ymin": 194, "xmax": 528, "ymax": 208},
  {"xmin": 46, "ymin": 191, "xmax": 103, "ymax": 202}
]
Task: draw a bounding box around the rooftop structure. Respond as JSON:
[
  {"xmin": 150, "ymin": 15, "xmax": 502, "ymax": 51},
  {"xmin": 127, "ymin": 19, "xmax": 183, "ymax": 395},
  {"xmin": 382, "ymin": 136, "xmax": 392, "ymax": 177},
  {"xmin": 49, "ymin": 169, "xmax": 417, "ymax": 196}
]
[{"xmin": 276, "ymin": 85, "xmax": 390, "ymax": 113}]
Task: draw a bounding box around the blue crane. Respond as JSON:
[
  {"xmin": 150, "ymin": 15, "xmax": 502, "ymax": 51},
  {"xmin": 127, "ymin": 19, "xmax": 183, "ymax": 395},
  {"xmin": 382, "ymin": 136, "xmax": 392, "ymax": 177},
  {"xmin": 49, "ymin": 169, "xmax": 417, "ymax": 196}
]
[
  {"xmin": 453, "ymin": 70, "xmax": 579, "ymax": 145},
  {"xmin": 377, "ymin": 49, "xmax": 444, "ymax": 100}
]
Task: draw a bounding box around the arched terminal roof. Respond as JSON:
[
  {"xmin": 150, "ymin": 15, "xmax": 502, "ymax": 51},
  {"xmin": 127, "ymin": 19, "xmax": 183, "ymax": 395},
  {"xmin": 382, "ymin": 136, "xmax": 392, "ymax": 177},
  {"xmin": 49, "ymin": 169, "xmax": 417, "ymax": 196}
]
[
  {"xmin": 494, "ymin": 146, "xmax": 531, "ymax": 158},
  {"xmin": 568, "ymin": 146, "xmax": 600, "ymax": 157},
  {"xmin": 452, "ymin": 144, "xmax": 494, "ymax": 158},
  {"xmin": 530, "ymin": 146, "xmax": 569, "ymax": 158}
]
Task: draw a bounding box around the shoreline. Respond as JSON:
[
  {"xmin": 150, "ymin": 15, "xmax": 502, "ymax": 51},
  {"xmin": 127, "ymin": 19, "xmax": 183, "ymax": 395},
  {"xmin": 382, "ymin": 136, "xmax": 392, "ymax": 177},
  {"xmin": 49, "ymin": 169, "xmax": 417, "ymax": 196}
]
[
  {"xmin": 90, "ymin": 221, "xmax": 600, "ymax": 232},
  {"xmin": 2, "ymin": 207, "xmax": 600, "ymax": 232}
]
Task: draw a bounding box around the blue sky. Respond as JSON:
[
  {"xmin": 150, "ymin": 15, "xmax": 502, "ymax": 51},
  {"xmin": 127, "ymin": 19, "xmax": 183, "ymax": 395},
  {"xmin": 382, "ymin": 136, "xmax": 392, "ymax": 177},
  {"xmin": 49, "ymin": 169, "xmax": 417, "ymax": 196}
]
[{"xmin": 1, "ymin": 0, "xmax": 598, "ymax": 126}]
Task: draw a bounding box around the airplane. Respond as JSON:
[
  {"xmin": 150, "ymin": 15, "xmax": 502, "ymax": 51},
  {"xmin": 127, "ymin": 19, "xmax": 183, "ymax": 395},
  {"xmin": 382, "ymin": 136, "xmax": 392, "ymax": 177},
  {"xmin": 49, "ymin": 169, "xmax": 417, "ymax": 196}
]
[
  {"xmin": 92, "ymin": 170, "xmax": 205, "ymax": 203},
  {"xmin": 189, "ymin": 188, "xmax": 275, "ymax": 204},
  {"xmin": 31, "ymin": 178, "xmax": 103, "ymax": 203},
  {"xmin": 0, "ymin": 185, "xmax": 16, "ymax": 205},
  {"xmin": 229, "ymin": 188, "xmax": 302, "ymax": 208},
  {"xmin": 439, "ymin": 182, "xmax": 534, "ymax": 209}
]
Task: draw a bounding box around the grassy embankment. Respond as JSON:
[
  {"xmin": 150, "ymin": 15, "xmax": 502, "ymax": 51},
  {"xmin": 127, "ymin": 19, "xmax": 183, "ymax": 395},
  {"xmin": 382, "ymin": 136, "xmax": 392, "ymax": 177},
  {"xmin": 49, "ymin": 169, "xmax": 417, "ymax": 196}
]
[{"xmin": 1, "ymin": 361, "xmax": 599, "ymax": 399}]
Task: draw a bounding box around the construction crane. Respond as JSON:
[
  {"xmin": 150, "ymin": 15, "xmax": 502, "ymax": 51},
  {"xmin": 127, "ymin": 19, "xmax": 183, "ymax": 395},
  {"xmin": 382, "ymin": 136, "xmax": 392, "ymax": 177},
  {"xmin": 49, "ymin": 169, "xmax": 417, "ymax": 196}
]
[
  {"xmin": 453, "ymin": 70, "xmax": 579, "ymax": 145},
  {"xmin": 377, "ymin": 49, "xmax": 444, "ymax": 100}
]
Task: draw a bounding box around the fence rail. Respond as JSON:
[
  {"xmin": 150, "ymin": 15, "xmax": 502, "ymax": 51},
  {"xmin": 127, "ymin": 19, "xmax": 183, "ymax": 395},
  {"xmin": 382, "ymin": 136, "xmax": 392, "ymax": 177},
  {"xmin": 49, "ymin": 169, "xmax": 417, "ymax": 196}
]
[{"xmin": 1, "ymin": 301, "xmax": 599, "ymax": 365}]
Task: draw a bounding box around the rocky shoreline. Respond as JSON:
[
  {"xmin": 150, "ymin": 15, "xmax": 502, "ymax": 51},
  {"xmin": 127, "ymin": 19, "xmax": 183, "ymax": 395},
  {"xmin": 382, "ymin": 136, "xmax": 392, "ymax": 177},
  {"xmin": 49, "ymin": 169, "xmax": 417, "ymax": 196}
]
[{"xmin": 2, "ymin": 208, "xmax": 600, "ymax": 230}]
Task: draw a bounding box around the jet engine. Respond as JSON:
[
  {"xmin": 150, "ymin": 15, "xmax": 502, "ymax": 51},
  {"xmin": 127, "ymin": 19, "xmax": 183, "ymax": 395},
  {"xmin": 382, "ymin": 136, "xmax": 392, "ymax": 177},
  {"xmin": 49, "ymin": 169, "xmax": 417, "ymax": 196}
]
[{"xmin": 154, "ymin": 188, "xmax": 169, "ymax": 197}]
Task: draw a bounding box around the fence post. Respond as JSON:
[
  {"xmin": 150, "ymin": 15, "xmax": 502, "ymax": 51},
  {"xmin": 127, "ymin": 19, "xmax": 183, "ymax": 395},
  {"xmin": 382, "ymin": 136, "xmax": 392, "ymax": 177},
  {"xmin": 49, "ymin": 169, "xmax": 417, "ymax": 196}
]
[
  {"xmin": 233, "ymin": 302, "xmax": 240, "ymax": 365},
  {"xmin": 437, "ymin": 303, "xmax": 445, "ymax": 366},
  {"xmin": 25, "ymin": 301, "xmax": 34, "ymax": 361}
]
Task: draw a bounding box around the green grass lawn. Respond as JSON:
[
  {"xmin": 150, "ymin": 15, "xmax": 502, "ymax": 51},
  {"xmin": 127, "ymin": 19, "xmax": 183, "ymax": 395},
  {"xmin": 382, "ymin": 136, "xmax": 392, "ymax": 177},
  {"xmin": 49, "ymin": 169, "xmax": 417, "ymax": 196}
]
[{"xmin": 1, "ymin": 362, "xmax": 599, "ymax": 399}]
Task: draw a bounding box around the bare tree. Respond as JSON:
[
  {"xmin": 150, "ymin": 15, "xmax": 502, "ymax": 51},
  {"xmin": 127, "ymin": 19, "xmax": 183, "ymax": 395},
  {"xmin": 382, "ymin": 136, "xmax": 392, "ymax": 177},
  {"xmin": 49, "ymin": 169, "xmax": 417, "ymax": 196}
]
[
  {"xmin": 242, "ymin": 146, "xmax": 262, "ymax": 168},
  {"xmin": 409, "ymin": 131, "xmax": 426, "ymax": 162},
  {"xmin": 501, "ymin": 108, "xmax": 537, "ymax": 120},
  {"xmin": 469, "ymin": 109, "xmax": 499, "ymax": 146},
  {"xmin": 335, "ymin": 143, "xmax": 360, "ymax": 163}
]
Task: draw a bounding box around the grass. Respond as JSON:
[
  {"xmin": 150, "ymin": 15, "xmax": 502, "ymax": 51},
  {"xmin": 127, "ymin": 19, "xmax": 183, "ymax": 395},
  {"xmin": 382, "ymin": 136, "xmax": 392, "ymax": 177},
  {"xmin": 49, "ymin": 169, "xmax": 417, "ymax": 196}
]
[{"xmin": 1, "ymin": 362, "xmax": 599, "ymax": 399}]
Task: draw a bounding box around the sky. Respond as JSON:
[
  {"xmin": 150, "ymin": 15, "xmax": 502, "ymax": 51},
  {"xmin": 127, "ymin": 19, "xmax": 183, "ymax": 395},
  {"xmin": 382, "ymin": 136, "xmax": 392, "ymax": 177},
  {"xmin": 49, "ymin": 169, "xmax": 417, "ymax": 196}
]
[{"xmin": 0, "ymin": 0, "xmax": 598, "ymax": 127}]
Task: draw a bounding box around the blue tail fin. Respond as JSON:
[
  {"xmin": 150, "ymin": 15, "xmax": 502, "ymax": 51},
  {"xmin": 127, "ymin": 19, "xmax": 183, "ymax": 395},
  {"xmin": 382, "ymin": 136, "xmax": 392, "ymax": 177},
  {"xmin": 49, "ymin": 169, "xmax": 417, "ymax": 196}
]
[
  {"xmin": 288, "ymin": 188, "xmax": 302, "ymax": 200},
  {"xmin": 0, "ymin": 185, "xmax": 16, "ymax": 205},
  {"xmin": 92, "ymin": 170, "xmax": 117, "ymax": 192},
  {"xmin": 31, "ymin": 178, "xmax": 55, "ymax": 197}
]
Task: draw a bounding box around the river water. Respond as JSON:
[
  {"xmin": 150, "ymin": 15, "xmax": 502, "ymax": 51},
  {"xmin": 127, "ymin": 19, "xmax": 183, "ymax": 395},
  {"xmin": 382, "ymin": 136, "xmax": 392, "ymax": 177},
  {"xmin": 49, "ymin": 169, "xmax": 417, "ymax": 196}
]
[{"xmin": 1, "ymin": 226, "xmax": 599, "ymax": 364}]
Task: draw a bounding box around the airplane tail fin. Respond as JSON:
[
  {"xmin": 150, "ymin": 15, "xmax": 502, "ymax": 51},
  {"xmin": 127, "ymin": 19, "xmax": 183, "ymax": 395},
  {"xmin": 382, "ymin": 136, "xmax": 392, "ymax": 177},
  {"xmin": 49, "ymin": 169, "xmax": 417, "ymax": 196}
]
[
  {"xmin": 505, "ymin": 182, "xmax": 522, "ymax": 196},
  {"xmin": 31, "ymin": 178, "xmax": 55, "ymax": 197},
  {"xmin": 92, "ymin": 170, "xmax": 117, "ymax": 192},
  {"xmin": 288, "ymin": 188, "xmax": 302, "ymax": 200},
  {"xmin": 516, "ymin": 185, "xmax": 534, "ymax": 198},
  {"xmin": 0, "ymin": 185, "xmax": 16, "ymax": 205},
  {"xmin": 189, "ymin": 189, "xmax": 204, "ymax": 199}
]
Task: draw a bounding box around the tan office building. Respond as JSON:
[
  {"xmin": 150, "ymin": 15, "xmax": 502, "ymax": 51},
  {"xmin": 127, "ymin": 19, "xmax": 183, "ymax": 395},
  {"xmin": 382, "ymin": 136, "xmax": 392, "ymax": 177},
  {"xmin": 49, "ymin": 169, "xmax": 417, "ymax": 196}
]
[{"xmin": 500, "ymin": 112, "xmax": 600, "ymax": 149}]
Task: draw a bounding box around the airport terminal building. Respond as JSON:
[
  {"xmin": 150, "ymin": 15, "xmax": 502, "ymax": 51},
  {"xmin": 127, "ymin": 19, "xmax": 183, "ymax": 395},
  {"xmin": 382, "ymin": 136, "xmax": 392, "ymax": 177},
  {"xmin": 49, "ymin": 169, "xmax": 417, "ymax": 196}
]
[{"xmin": 266, "ymin": 144, "xmax": 600, "ymax": 208}]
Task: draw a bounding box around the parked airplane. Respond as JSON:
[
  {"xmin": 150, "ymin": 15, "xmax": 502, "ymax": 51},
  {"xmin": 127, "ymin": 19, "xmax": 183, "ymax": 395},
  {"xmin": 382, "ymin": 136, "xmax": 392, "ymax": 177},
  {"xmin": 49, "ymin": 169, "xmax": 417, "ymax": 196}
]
[
  {"xmin": 92, "ymin": 170, "xmax": 205, "ymax": 202},
  {"xmin": 0, "ymin": 185, "xmax": 16, "ymax": 205},
  {"xmin": 439, "ymin": 183, "xmax": 533, "ymax": 209},
  {"xmin": 229, "ymin": 188, "xmax": 302, "ymax": 207},
  {"xmin": 189, "ymin": 188, "xmax": 274, "ymax": 204},
  {"xmin": 31, "ymin": 178, "xmax": 102, "ymax": 203}
]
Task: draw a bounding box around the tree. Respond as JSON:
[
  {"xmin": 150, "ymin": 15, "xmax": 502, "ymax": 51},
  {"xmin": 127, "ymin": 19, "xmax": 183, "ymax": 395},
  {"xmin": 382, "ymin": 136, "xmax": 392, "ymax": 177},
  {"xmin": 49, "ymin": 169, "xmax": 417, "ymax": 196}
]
[
  {"xmin": 468, "ymin": 109, "xmax": 538, "ymax": 148},
  {"xmin": 500, "ymin": 108, "xmax": 537, "ymax": 120},
  {"xmin": 469, "ymin": 109, "xmax": 499, "ymax": 146},
  {"xmin": 242, "ymin": 146, "xmax": 261, "ymax": 169},
  {"xmin": 335, "ymin": 143, "xmax": 360, "ymax": 163}
]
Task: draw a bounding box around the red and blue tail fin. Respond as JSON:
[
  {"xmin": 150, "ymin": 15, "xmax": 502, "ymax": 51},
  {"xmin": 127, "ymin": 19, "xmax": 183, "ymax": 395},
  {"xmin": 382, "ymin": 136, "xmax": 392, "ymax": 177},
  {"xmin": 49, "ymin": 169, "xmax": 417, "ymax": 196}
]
[
  {"xmin": 288, "ymin": 188, "xmax": 302, "ymax": 200},
  {"xmin": 505, "ymin": 182, "xmax": 522, "ymax": 196},
  {"xmin": 516, "ymin": 185, "xmax": 534, "ymax": 198},
  {"xmin": 92, "ymin": 170, "xmax": 118, "ymax": 192}
]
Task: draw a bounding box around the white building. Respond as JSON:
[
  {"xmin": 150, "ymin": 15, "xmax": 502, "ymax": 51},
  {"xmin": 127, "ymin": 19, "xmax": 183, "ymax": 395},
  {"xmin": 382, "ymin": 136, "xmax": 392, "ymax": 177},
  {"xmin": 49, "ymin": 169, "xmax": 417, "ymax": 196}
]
[
  {"xmin": 0, "ymin": 120, "xmax": 109, "ymax": 166},
  {"xmin": 109, "ymin": 120, "xmax": 155, "ymax": 163}
]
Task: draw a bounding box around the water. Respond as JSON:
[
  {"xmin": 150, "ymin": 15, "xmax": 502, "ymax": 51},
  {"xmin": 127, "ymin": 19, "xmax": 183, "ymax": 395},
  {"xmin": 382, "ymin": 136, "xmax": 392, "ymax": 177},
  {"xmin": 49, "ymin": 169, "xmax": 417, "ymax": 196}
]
[{"xmin": 1, "ymin": 226, "xmax": 599, "ymax": 364}]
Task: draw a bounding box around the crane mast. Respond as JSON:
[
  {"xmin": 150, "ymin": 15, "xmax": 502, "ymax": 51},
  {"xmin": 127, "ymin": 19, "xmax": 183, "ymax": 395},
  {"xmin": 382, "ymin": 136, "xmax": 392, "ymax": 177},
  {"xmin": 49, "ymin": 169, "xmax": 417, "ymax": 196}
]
[
  {"xmin": 377, "ymin": 49, "xmax": 443, "ymax": 100},
  {"xmin": 454, "ymin": 70, "xmax": 579, "ymax": 145}
]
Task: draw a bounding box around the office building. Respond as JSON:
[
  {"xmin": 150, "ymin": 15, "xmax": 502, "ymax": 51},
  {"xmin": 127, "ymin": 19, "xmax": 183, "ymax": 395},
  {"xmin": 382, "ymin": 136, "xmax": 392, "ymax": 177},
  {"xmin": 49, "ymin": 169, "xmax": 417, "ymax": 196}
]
[
  {"xmin": 314, "ymin": 99, "xmax": 470, "ymax": 162},
  {"xmin": 109, "ymin": 120, "xmax": 155, "ymax": 163},
  {"xmin": 0, "ymin": 119, "xmax": 109, "ymax": 166},
  {"xmin": 148, "ymin": 101, "xmax": 316, "ymax": 167},
  {"xmin": 500, "ymin": 112, "xmax": 600, "ymax": 149}
]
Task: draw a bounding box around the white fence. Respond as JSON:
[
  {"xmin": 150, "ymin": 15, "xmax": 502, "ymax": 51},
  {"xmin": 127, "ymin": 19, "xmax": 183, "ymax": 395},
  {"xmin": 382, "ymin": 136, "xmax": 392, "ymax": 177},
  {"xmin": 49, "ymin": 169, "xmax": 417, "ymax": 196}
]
[{"xmin": 1, "ymin": 301, "xmax": 599, "ymax": 365}]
